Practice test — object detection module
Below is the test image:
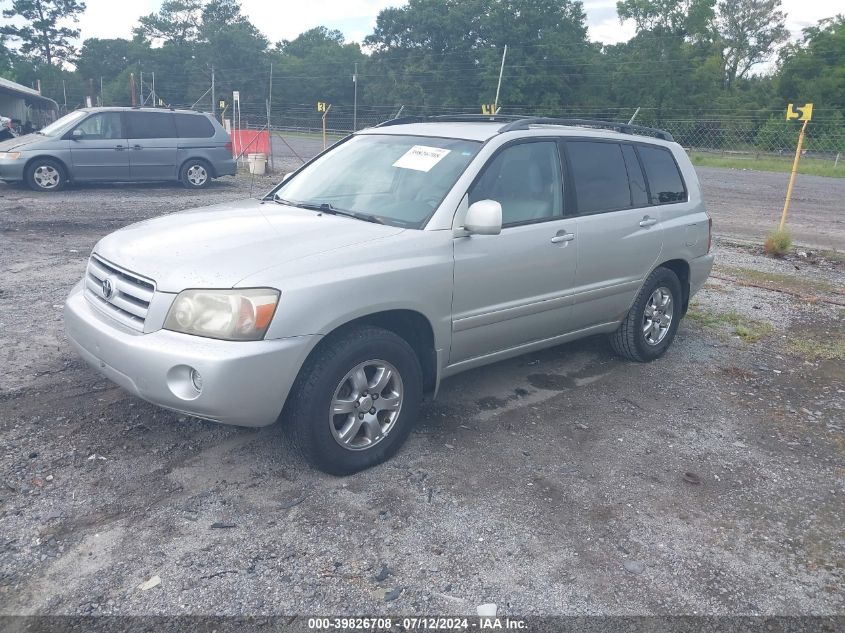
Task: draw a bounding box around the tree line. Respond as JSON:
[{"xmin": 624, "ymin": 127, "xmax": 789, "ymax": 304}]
[{"xmin": 1, "ymin": 0, "xmax": 843, "ymax": 130}]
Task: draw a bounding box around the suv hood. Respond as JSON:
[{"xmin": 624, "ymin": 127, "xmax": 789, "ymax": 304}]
[
  {"xmin": 94, "ymin": 198, "xmax": 404, "ymax": 292},
  {"xmin": 0, "ymin": 133, "xmax": 46, "ymax": 152}
]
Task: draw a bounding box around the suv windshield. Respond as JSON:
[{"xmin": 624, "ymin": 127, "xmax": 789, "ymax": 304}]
[
  {"xmin": 40, "ymin": 110, "xmax": 88, "ymax": 136},
  {"xmin": 272, "ymin": 134, "xmax": 480, "ymax": 228}
]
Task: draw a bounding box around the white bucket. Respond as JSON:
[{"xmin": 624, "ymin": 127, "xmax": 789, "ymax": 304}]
[{"xmin": 247, "ymin": 152, "xmax": 267, "ymax": 175}]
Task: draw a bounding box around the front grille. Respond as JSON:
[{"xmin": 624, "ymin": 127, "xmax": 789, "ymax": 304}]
[{"xmin": 84, "ymin": 254, "xmax": 155, "ymax": 331}]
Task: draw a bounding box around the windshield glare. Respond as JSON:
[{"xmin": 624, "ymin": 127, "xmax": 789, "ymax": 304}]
[
  {"xmin": 274, "ymin": 134, "xmax": 480, "ymax": 228},
  {"xmin": 40, "ymin": 110, "xmax": 88, "ymax": 136}
]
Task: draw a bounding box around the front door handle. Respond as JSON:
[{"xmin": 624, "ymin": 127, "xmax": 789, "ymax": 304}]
[
  {"xmin": 551, "ymin": 230, "xmax": 575, "ymax": 244},
  {"xmin": 114, "ymin": 145, "xmax": 125, "ymax": 151},
  {"xmin": 132, "ymin": 144, "xmax": 143, "ymax": 150},
  {"xmin": 639, "ymin": 216, "xmax": 658, "ymax": 228}
]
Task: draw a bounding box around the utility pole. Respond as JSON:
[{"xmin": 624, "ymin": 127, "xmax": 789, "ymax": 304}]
[
  {"xmin": 140, "ymin": 70, "xmax": 144, "ymax": 105},
  {"xmin": 62, "ymin": 80, "xmax": 67, "ymax": 111},
  {"xmin": 99, "ymin": 76, "xmax": 104, "ymax": 106},
  {"xmin": 493, "ymin": 44, "xmax": 507, "ymax": 114},
  {"xmin": 211, "ymin": 65, "xmax": 216, "ymax": 116},
  {"xmin": 151, "ymin": 72, "xmax": 156, "ymax": 105},
  {"xmin": 130, "ymin": 73, "xmax": 137, "ymax": 106},
  {"xmin": 268, "ymin": 61, "xmax": 274, "ymax": 171},
  {"xmin": 353, "ymin": 62, "xmax": 358, "ymax": 131}
]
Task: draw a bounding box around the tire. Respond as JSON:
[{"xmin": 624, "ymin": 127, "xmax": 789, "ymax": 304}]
[
  {"xmin": 610, "ymin": 266, "xmax": 683, "ymax": 362},
  {"xmin": 25, "ymin": 158, "xmax": 66, "ymax": 192},
  {"xmin": 285, "ymin": 325, "xmax": 423, "ymax": 475},
  {"xmin": 179, "ymin": 159, "xmax": 211, "ymax": 189}
]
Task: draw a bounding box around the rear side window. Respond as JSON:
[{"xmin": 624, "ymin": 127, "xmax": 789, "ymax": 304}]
[
  {"xmin": 622, "ymin": 144, "xmax": 649, "ymax": 207},
  {"xmin": 566, "ymin": 141, "xmax": 630, "ymax": 214},
  {"xmin": 174, "ymin": 113, "xmax": 215, "ymax": 138},
  {"xmin": 126, "ymin": 111, "xmax": 177, "ymax": 139},
  {"xmin": 638, "ymin": 145, "xmax": 687, "ymax": 204}
]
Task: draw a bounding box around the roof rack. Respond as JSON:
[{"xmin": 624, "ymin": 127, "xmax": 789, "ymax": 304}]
[
  {"xmin": 499, "ymin": 117, "xmax": 674, "ymax": 141},
  {"xmin": 374, "ymin": 114, "xmax": 674, "ymax": 142}
]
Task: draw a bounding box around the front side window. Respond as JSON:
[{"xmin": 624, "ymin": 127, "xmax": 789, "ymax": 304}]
[
  {"xmin": 74, "ymin": 112, "xmax": 124, "ymax": 140},
  {"xmin": 469, "ymin": 141, "xmax": 563, "ymax": 226},
  {"xmin": 567, "ymin": 141, "xmax": 630, "ymax": 214},
  {"xmin": 126, "ymin": 111, "xmax": 177, "ymax": 139},
  {"xmin": 273, "ymin": 134, "xmax": 480, "ymax": 228},
  {"xmin": 638, "ymin": 145, "xmax": 687, "ymax": 204}
]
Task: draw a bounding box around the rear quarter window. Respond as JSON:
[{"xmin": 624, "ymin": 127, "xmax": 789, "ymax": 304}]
[
  {"xmin": 566, "ymin": 140, "xmax": 631, "ymax": 214},
  {"xmin": 637, "ymin": 145, "xmax": 687, "ymax": 204},
  {"xmin": 174, "ymin": 113, "xmax": 215, "ymax": 138}
]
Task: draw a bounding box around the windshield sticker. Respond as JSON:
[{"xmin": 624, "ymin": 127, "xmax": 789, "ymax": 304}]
[{"xmin": 392, "ymin": 145, "xmax": 451, "ymax": 172}]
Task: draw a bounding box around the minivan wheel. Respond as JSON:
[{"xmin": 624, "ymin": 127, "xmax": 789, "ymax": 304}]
[
  {"xmin": 286, "ymin": 325, "xmax": 422, "ymax": 475},
  {"xmin": 609, "ymin": 266, "xmax": 683, "ymax": 362},
  {"xmin": 25, "ymin": 158, "xmax": 66, "ymax": 192},
  {"xmin": 180, "ymin": 159, "xmax": 211, "ymax": 189}
]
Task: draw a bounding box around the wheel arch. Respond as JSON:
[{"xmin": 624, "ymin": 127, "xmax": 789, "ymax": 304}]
[
  {"xmin": 24, "ymin": 154, "xmax": 71, "ymax": 182},
  {"xmin": 299, "ymin": 309, "xmax": 439, "ymax": 396},
  {"xmin": 656, "ymin": 258, "xmax": 691, "ymax": 316}
]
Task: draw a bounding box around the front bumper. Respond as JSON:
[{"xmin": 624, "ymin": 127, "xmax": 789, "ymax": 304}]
[
  {"xmin": 64, "ymin": 281, "xmax": 316, "ymax": 427},
  {"xmin": 689, "ymin": 252, "xmax": 716, "ymax": 297},
  {"xmin": 0, "ymin": 157, "xmax": 25, "ymax": 181}
]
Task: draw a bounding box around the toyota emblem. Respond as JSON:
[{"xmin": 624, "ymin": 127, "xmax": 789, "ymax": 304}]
[{"xmin": 101, "ymin": 277, "xmax": 114, "ymax": 300}]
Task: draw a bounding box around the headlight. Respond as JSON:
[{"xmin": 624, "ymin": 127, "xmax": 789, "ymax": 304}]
[
  {"xmin": 1, "ymin": 152, "xmax": 21, "ymax": 160},
  {"xmin": 164, "ymin": 288, "xmax": 280, "ymax": 341}
]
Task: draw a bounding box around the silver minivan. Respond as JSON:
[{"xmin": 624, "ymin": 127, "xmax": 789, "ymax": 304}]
[
  {"xmin": 0, "ymin": 107, "xmax": 236, "ymax": 191},
  {"xmin": 64, "ymin": 116, "xmax": 714, "ymax": 475}
]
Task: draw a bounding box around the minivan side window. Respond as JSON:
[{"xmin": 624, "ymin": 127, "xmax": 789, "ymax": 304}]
[
  {"xmin": 469, "ymin": 141, "xmax": 563, "ymax": 226},
  {"xmin": 174, "ymin": 113, "xmax": 215, "ymax": 138},
  {"xmin": 126, "ymin": 111, "xmax": 177, "ymax": 139},
  {"xmin": 74, "ymin": 112, "xmax": 124, "ymax": 140},
  {"xmin": 637, "ymin": 145, "xmax": 687, "ymax": 204},
  {"xmin": 566, "ymin": 141, "xmax": 630, "ymax": 214}
]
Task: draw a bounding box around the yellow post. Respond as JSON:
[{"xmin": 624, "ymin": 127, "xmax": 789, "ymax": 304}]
[
  {"xmin": 322, "ymin": 104, "xmax": 331, "ymax": 149},
  {"xmin": 778, "ymin": 118, "xmax": 808, "ymax": 231}
]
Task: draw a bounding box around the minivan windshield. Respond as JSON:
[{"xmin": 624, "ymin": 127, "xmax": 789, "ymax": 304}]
[
  {"xmin": 272, "ymin": 134, "xmax": 480, "ymax": 228},
  {"xmin": 39, "ymin": 110, "xmax": 88, "ymax": 136}
]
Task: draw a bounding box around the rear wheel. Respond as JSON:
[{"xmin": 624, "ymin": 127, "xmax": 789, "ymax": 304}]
[
  {"xmin": 286, "ymin": 325, "xmax": 422, "ymax": 475},
  {"xmin": 25, "ymin": 158, "xmax": 66, "ymax": 192},
  {"xmin": 180, "ymin": 159, "xmax": 211, "ymax": 189},
  {"xmin": 610, "ymin": 266, "xmax": 682, "ymax": 362}
]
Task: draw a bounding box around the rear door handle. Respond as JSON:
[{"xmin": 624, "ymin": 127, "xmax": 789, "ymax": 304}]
[
  {"xmin": 551, "ymin": 230, "xmax": 575, "ymax": 244},
  {"xmin": 639, "ymin": 216, "xmax": 658, "ymax": 228},
  {"xmin": 114, "ymin": 145, "xmax": 125, "ymax": 151},
  {"xmin": 132, "ymin": 144, "xmax": 143, "ymax": 150}
]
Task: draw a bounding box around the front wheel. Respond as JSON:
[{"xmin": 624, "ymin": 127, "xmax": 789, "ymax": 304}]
[
  {"xmin": 25, "ymin": 158, "xmax": 66, "ymax": 192},
  {"xmin": 610, "ymin": 266, "xmax": 683, "ymax": 362},
  {"xmin": 285, "ymin": 325, "xmax": 422, "ymax": 475}
]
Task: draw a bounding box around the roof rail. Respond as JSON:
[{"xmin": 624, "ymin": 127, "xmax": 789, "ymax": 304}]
[
  {"xmin": 498, "ymin": 117, "xmax": 674, "ymax": 141},
  {"xmin": 374, "ymin": 114, "xmax": 522, "ymax": 128}
]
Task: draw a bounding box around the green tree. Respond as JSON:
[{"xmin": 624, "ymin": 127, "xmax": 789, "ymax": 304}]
[
  {"xmin": 778, "ymin": 16, "xmax": 845, "ymax": 118},
  {"xmin": 716, "ymin": 0, "xmax": 789, "ymax": 90},
  {"xmin": 1, "ymin": 0, "xmax": 87, "ymax": 66},
  {"xmin": 135, "ymin": 0, "xmax": 203, "ymax": 46}
]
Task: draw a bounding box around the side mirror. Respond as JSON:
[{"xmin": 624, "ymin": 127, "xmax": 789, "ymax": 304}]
[
  {"xmin": 71, "ymin": 129, "xmax": 84, "ymax": 140},
  {"xmin": 464, "ymin": 199, "xmax": 502, "ymax": 235}
]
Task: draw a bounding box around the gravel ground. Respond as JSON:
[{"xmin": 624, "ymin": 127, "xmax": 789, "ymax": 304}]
[{"xmin": 0, "ymin": 172, "xmax": 843, "ymax": 617}]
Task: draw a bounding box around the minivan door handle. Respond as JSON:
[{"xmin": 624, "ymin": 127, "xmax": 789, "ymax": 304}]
[
  {"xmin": 132, "ymin": 144, "xmax": 143, "ymax": 150},
  {"xmin": 114, "ymin": 145, "xmax": 125, "ymax": 151},
  {"xmin": 551, "ymin": 230, "xmax": 575, "ymax": 244},
  {"xmin": 639, "ymin": 216, "xmax": 658, "ymax": 228}
]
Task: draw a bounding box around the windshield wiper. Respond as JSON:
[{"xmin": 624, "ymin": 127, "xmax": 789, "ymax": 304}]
[{"xmin": 276, "ymin": 198, "xmax": 384, "ymax": 225}]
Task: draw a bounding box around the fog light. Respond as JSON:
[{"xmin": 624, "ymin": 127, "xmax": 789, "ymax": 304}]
[{"xmin": 190, "ymin": 369, "xmax": 203, "ymax": 392}]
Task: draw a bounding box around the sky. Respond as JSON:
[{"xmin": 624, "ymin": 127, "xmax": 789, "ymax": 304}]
[{"xmin": 54, "ymin": 0, "xmax": 845, "ymax": 50}]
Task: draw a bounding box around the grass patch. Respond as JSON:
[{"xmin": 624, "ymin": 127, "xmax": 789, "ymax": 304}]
[
  {"xmin": 715, "ymin": 265, "xmax": 839, "ymax": 295},
  {"xmin": 690, "ymin": 152, "xmax": 845, "ymax": 178},
  {"xmin": 687, "ymin": 305, "xmax": 774, "ymax": 343},
  {"xmin": 764, "ymin": 229, "xmax": 792, "ymax": 257},
  {"xmin": 789, "ymin": 338, "xmax": 845, "ymax": 361}
]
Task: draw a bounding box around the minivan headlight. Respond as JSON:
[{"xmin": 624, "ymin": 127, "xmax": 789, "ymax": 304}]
[{"xmin": 164, "ymin": 288, "xmax": 280, "ymax": 341}]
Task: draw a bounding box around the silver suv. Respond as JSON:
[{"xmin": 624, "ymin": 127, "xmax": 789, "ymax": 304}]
[
  {"xmin": 0, "ymin": 107, "xmax": 235, "ymax": 191},
  {"xmin": 64, "ymin": 117, "xmax": 714, "ymax": 474}
]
